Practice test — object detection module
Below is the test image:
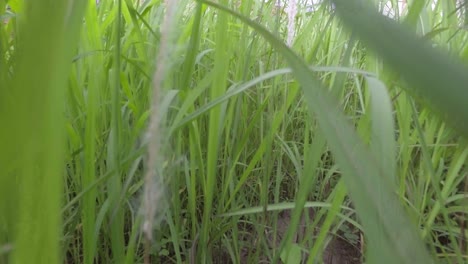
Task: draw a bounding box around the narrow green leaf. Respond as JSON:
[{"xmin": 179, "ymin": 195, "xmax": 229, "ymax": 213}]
[{"xmin": 330, "ymin": 0, "xmax": 468, "ymax": 138}]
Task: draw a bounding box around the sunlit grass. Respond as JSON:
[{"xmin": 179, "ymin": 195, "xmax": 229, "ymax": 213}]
[{"xmin": 0, "ymin": 0, "xmax": 467, "ymax": 263}]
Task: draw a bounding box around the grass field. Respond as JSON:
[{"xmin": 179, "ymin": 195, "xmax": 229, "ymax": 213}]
[{"xmin": 0, "ymin": 0, "xmax": 467, "ymax": 263}]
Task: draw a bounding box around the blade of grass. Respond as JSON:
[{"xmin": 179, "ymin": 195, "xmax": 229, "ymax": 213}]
[
  {"xmin": 0, "ymin": 1, "xmax": 87, "ymax": 263},
  {"xmin": 107, "ymin": 0, "xmax": 125, "ymax": 261},
  {"xmin": 330, "ymin": 0, "xmax": 468, "ymax": 138},
  {"xmin": 307, "ymin": 180, "xmax": 347, "ymax": 263},
  {"xmin": 365, "ymin": 76, "xmax": 398, "ymax": 263},
  {"xmin": 199, "ymin": 0, "xmax": 231, "ymax": 261},
  {"xmin": 170, "ymin": 66, "xmax": 375, "ymax": 134},
  {"xmin": 81, "ymin": 1, "xmax": 105, "ymax": 262}
]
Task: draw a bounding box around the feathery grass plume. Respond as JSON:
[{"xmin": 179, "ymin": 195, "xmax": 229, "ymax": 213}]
[
  {"xmin": 142, "ymin": 0, "xmax": 178, "ymax": 262},
  {"xmin": 286, "ymin": 0, "xmax": 297, "ymax": 46}
]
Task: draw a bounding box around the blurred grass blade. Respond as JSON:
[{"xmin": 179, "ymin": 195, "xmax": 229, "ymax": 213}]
[
  {"xmin": 404, "ymin": 0, "xmax": 427, "ymax": 26},
  {"xmin": 0, "ymin": 0, "xmax": 87, "ymax": 263},
  {"xmin": 82, "ymin": 1, "xmax": 104, "ymax": 262},
  {"xmin": 218, "ymin": 201, "xmax": 354, "ymax": 217},
  {"xmin": 368, "ymin": 76, "xmax": 397, "ymax": 182},
  {"xmin": 198, "ymin": 1, "xmax": 434, "ymax": 263},
  {"xmin": 107, "ymin": 0, "xmax": 125, "ymax": 261},
  {"xmin": 199, "ymin": 0, "xmax": 231, "ymax": 261},
  {"xmin": 366, "ymin": 76, "xmax": 398, "ymax": 263},
  {"xmin": 330, "ymin": 0, "xmax": 468, "ymax": 138}
]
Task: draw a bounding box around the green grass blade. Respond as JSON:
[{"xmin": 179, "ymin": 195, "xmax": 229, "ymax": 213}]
[
  {"xmin": 306, "ymin": 180, "xmax": 347, "ymax": 263},
  {"xmin": 330, "ymin": 0, "xmax": 468, "ymax": 138},
  {"xmin": 0, "ymin": 1, "xmax": 87, "ymax": 263},
  {"xmin": 199, "ymin": 0, "xmax": 231, "ymax": 261},
  {"xmin": 107, "ymin": 0, "xmax": 125, "ymax": 261},
  {"xmin": 366, "ymin": 76, "xmax": 399, "ymax": 263},
  {"xmin": 218, "ymin": 201, "xmax": 354, "ymax": 217},
  {"xmin": 82, "ymin": 2, "xmax": 104, "ymax": 262},
  {"xmin": 405, "ymin": 0, "xmax": 427, "ymax": 26},
  {"xmin": 170, "ymin": 66, "xmax": 375, "ymax": 134}
]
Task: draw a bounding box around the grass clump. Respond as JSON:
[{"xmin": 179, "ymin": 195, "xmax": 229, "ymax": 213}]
[{"xmin": 0, "ymin": 0, "xmax": 467, "ymax": 263}]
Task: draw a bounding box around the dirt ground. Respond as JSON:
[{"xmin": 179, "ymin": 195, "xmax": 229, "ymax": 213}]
[
  {"xmin": 322, "ymin": 236, "xmax": 361, "ymax": 264},
  {"xmin": 237, "ymin": 209, "xmax": 362, "ymax": 264}
]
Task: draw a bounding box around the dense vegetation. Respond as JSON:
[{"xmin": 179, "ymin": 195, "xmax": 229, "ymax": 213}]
[{"xmin": 0, "ymin": 0, "xmax": 467, "ymax": 263}]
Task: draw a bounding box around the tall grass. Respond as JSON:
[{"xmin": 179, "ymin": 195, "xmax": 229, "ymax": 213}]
[{"xmin": 0, "ymin": 0, "xmax": 467, "ymax": 263}]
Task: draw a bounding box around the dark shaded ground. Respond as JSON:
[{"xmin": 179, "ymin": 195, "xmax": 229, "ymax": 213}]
[
  {"xmin": 322, "ymin": 236, "xmax": 361, "ymax": 264},
  {"xmin": 236, "ymin": 209, "xmax": 362, "ymax": 264}
]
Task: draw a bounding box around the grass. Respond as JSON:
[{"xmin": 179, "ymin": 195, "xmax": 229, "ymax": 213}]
[{"xmin": 0, "ymin": 0, "xmax": 467, "ymax": 263}]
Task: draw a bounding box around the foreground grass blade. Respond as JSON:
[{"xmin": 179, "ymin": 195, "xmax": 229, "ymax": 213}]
[
  {"xmin": 0, "ymin": 1, "xmax": 87, "ymax": 263},
  {"xmin": 198, "ymin": 1, "xmax": 434, "ymax": 263},
  {"xmin": 366, "ymin": 76, "xmax": 398, "ymax": 263},
  {"xmin": 107, "ymin": 0, "xmax": 125, "ymax": 261},
  {"xmin": 82, "ymin": 2, "xmax": 103, "ymax": 263},
  {"xmin": 200, "ymin": 0, "xmax": 231, "ymax": 261},
  {"xmin": 330, "ymin": 0, "xmax": 468, "ymax": 138}
]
